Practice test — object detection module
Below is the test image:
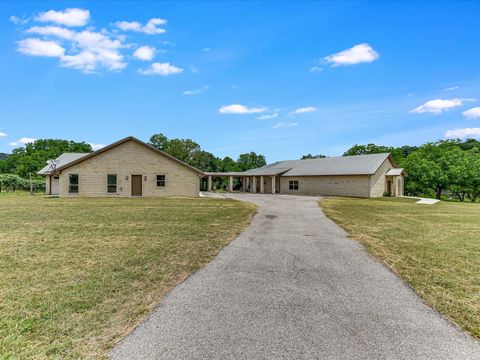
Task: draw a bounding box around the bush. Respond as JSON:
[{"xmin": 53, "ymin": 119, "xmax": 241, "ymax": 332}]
[{"xmin": 0, "ymin": 174, "xmax": 45, "ymax": 192}]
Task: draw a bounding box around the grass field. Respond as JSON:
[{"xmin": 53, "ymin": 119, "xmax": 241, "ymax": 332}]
[
  {"xmin": 320, "ymin": 197, "xmax": 480, "ymax": 339},
  {"xmin": 0, "ymin": 195, "xmax": 255, "ymax": 359}
]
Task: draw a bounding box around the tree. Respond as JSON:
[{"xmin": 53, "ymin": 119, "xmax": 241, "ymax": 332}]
[
  {"xmin": 447, "ymin": 148, "xmax": 472, "ymax": 201},
  {"xmin": 148, "ymin": 133, "xmax": 202, "ymax": 165},
  {"xmin": 148, "ymin": 133, "xmax": 169, "ymax": 151},
  {"xmin": 2, "ymin": 139, "xmax": 92, "ymax": 178},
  {"xmin": 343, "ymin": 144, "xmax": 392, "ymax": 156},
  {"xmin": 167, "ymin": 139, "xmax": 201, "ymax": 164},
  {"xmin": 220, "ymin": 156, "xmax": 240, "ymax": 172},
  {"xmin": 343, "ymin": 143, "xmax": 416, "ymax": 165},
  {"xmin": 301, "ymin": 154, "xmax": 326, "ymax": 159},
  {"xmin": 237, "ymin": 152, "xmax": 266, "ymax": 171},
  {"xmin": 403, "ymin": 141, "xmax": 459, "ymax": 199},
  {"xmin": 458, "ymin": 138, "xmax": 480, "ymax": 151},
  {"xmin": 191, "ymin": 151, "xmax": 221, "ymax": 172},
  {"xmin": 467, "ymin": 149, "xmax": 480, "ymax": 202}
]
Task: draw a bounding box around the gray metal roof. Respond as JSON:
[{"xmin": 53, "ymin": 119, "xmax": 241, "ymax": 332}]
[
  {"xmin": 245, "ymin": 153, "xmax": 392, "ymax": 176},
  {"xmin": 37, "ymin": 153, "xmax": 89, "ymax": 175},
  {"xmin": 386, "ymin": 168, "xmax": 404, "ymax": 176}
]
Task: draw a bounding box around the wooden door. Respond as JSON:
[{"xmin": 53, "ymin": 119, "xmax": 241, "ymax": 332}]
[{"xmin": 131, "ymin": 175, "xmax": 142, "ymax": 196}]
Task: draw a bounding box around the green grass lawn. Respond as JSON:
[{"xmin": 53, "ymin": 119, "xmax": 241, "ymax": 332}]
[
  {"xmin": 0, "ymin": 195, "xmax": 255, "ymax": 359},
  {"xmin": 320, "ymin": 197, "xmax": 480, "ymax": 339}
]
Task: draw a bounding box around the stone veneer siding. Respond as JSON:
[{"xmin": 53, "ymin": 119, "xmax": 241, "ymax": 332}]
[{"xmin": 57, "ymin": 139, "xmax": 200, "ymax": 197}]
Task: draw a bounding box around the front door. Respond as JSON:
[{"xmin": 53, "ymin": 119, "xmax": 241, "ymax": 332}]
[
  {"xmin": 131, "ymin": 175, "xmax": 142, "ymax": 196},
  {"xmin": 51, "ymin": 176, "xmax": 59, "ymax": 195},
  {"xmin": 387, "ymin": 180, "xmax": 392, "ymax": 194}
]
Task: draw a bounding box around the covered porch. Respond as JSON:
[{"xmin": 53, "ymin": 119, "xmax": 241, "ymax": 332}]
[
  {"xmin": 385, "ymin": 168, "xmax": 405, "ymax": 197},
  {"xmin": 203, "ymin": 172, "xmax": 283, "ymax": 194}
]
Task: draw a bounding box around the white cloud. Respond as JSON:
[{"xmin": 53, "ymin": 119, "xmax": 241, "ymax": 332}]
[
  {"xmin": 90, "ymin": 143, "xmax": 106, "ymax": 151},
  {"xmin": 0, "ymin": 132, "xmax": 7, "ymax": 137},
  {"xmin": 445, "ymin": 128, "xmax": 480, "ymax": 139},
  {"xmin": 133, "ymin": 46, "xmax": 155, "ymax": 61},
  {"xmin": 291, "ymin": 106, "xmax": 317, "ymax": 114},
  {"xmin": 182, "ymin": 85, "xmax": 208, "ymax": 95},
  {"xmin": 203, "ymin": 47, "xmax": 210, "ymax": 52},
  {"xmin": 17, "ymin": 38, "xmax": 65, "ymax": 57},
  {"xmin": 324, "ymin": 43, "xmax": 379, "ymax": 66},
  {"xmin": 444, "ymin": 86, "xmax": 459, "ymax": 91},
  {"xmin": 219, "ymin": 104, "xmax": 268, "ymax": 114},
  {"xmin": 257, "ymin": 112, "xmax": 278, "ymax": 120},
  {"xmin": 273, "ymin": 122, "xmax": 298, "ymax": 129},
  {"xmin": 116, "ymin": 18, "xmax": 167, "ymax": 35},
  {"xmin": 61, "ymin": 30, "xmax": 126, "ymax": 72},
  {"xmin": 15, "ymin": 11, "xmax": 177, "ymax": 74},
  {"xmin": 19, "ymin": 27, "xmax": 127, "ymax": 73},
  {"xmin": 462, "ymin": 107, "xmax": 480, "ymax": 119},
  {"xmin": 27, "ymin": 25, "xmax": 75, "ymax": 40},
  {"xmin": 310, "ymin": 66, "xmax": 322, "ymax": 73},
  {"xmin": 35, "ymin": 8, "xmax": 90, "ymax": 27},
  {"xmin": 139, "ymin": 62, "xmax": 183, "ymax": 76},
  {"xmin": 10, "ymin": 15, "xmax": 29, "ymax": 25},
  {"xmin": 410, "ymin": 98, "xmax": 473, "ymax": 114},
  {"xmin": 9, "ymin": 137, "xmax": 36, "ymax": 146}
]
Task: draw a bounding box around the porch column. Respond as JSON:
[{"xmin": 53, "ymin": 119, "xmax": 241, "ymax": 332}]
[
  {"xmin": 252, "ymin": 176, "xmax": 257, "ymax": 193},
  {"xmin": 260, "ymin": 176, "xmax": 264, "ymax": 193},
  {"xmin": 207, "ymin": 175, "xmax": 212, "ymax": 192},
  {"xmin": 241, "ymin": 177, "xmax": 245, "ymax": 192},
  {"xmin": 228, "ymin": 175, "xmax": 234, "ymax": 192},
  {"xmin": 271, "ymin": 175, "xmax": 276, "ymax": 194}
]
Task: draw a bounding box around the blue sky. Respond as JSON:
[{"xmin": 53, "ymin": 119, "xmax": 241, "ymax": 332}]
[{"xmin": 1, "ymin": 1, "xmax": 480, "ymax": 162}]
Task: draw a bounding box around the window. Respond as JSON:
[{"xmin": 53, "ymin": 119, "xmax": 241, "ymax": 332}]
[
  {"xmin": 289, "ymin": 180, "xmax": 299, "ymax": 190},
  {"xmin": 107, "ymin": 174, "xmax": 117, "ymax": 193},
  {"xmin": 69, "ymin": 174, "xmax": 79, "ymax": 193},
  {"xmin": 156, "ymin": 175, "xmax": 166, "ymax": 187}
]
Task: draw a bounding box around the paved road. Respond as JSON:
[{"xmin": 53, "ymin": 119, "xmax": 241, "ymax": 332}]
[{"xmin": 111, "ymin": 193, "xmax": 480, "ymax": 360}]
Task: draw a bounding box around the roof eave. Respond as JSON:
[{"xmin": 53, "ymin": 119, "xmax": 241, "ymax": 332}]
[{"xmin": 55, "ymin": 136, "xmax": 204, "ymax": 175}]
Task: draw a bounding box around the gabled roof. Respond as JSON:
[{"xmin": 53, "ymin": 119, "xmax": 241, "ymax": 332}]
[
  {"xmin": 386, "ymin": 168, "xmax": 405, "ymax": 176},
  {"xmin": 47, "ymin": 136, "xmax": 204, "ymax": 175},
  {"xmin": 245, "ymin": 153, "xmax": 394, "ymax": 177},
  {"xmin": 37, "ymin": 153, "xmax": 89, "ymax": 175}
]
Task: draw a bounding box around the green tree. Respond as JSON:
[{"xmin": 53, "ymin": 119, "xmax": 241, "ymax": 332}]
[
  {"xmin": 2, "ymin": 139, "xmax": 92, "ymax": 178},
  {"xmin": 148, "ymin": 133, "xmax": 169, "ymax": 151},
  {"xmin": 458, "ymin": 138, "xmax": 480, "ymax": 151},
  {"xmin": 220, "ymin": 156, "xmax": 240, "ymax": 172},
  {"xmin": 237, "ymin": 152, "xmax": 266, "ymax": 171},
  {"xmin": 148, "ymin": 133, "xmax": 202, "ymax": 165},
  {"xmin": 467, "ymin": 150, "xmax": 480, "ymax": 202},
  {"xmin": 301, "ymin": 154, "xmax": 326, "ymax": 159},
  {"xmin": 403, "ymin": 141, "xmax": 459, "ymax": 199},
  {"xmin": 343, "ymin": 144, "xmax": 392, "ymax": 156},
  {"xmin": 343, "ymin": 143, "xmax": 417, "ymax": 165},
  {"xmin": 191, "ymin": 151, "xmax": 221, "ymax": 172}
]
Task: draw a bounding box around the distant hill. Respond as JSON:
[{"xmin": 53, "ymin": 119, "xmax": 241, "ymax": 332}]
[{"xmin": 0, "ymin": 153, "xmax": 8, "ymax": 160}]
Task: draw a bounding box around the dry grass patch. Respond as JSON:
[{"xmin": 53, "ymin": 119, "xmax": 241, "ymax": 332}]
[
  {"xmin": 0, "ymin": 196, "xmax": 255, "ymax": 359},
  {"xmin": 320, "ymin": 197, "xmax": 480, "ymax": 339}
]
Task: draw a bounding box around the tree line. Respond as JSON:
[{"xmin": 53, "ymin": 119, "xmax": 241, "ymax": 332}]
[
  {"xmin": 343, "ymin": 139, "xmax": 480, "ymax": 201},
  {"xmin": 0, "ymin": 134, "xmax": 267, "ymax": 192},
  {"xmin": 1, "ymin": 134, "xmax": 479, "ymax": 200},
  {"xmin": 147, "ymin": 133, "xmax": 266, "ymax": 190}
]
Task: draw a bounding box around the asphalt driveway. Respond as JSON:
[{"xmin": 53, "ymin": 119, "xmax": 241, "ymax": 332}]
[{"xmin": 111, "ymin": 193, "xmax": 480, "ymax": 359}]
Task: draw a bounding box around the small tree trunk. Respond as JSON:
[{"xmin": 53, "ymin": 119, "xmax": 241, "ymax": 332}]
[{"xmin": 435, "ymin": 187, "xmax": 442, "ymax": 199}]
